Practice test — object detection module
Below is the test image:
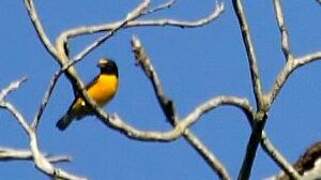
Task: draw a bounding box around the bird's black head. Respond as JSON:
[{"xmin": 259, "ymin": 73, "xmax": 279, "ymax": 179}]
[{"xmin": 97, "ymin": 58, "xmax": 118, "ymax": 77}]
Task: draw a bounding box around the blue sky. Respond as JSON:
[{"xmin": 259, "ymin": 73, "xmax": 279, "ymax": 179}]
[{"xmin": 0, "ymin": 0, "xmax": 321, "ymax": 179}]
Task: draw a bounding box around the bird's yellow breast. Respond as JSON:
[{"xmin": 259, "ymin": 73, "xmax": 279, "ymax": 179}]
[
  {"xmin": 86, "ymin": 74, "xmax": 118, "ymax": 106},
  {"xmin": 73, "ymin": 74, "xmax": 118, "ymax": 110}
]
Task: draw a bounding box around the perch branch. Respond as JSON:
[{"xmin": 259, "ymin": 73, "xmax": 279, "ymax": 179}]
[
  {"xmin": 31, "ymin": 0, "xmax": 151, "ymax": 129},
  {"xmin": 96, "ymin": 95, "xmax": 252, "ymax": 142},
  {"xmin": 51, "ymin": 0, "xmax": 230, "ymax": 142}
]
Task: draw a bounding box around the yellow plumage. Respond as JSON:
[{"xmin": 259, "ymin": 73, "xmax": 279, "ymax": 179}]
[
  {"xmin": 56, "ymin": 58, "xmax": 119, "ymax": 131},
  {"xmin": 75, "ymin": 74, "xmax": 118, "ymax": 108}
]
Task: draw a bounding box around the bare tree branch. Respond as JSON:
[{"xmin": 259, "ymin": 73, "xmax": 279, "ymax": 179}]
[
  {"xmin": 0, "ymin": 78, "xmax": 85, "ymax": 180},
  {"xmin": 273, "ymin": 0, "xmax": 294, "ymax": 61},
  {"xmin": 232, "ymin": 0, "xmax": 264, "ymax": 110},
  {"xmin": 232, "ymin": 0, "xmax": 268, "ymax": 178},
  {"xmin": 50, "ymin": 0, "xmax": 228, "ymax": 143},
  {"xmin": 131, "ymin": 36, "xmax": 231, "ymax": 179},
  {"xmin": 37, "ymin": 93, "xmax": 249, "ymax": 148},
  {"xmin": 71, "ymin": 0, "xmax": 151, "ymax": 63},
  {"xmin": 183, "ymin": 130, "xmax": 230, "ymax": 180},
  {"xmin": 295, "ymin": 51, "xmax": 321, "ymax": 67},
  {"xmin": 63, "ymin": 1, "xmax": 224, "ymax": 65},
  {"xmin": 261, "ymin": 133, "xmax": 301, "ymax": 179},
  {"xmin": 266, "ymin": 60, "xmax": 295, "ymax": 107},
  {"xmin": 0, "ymin": 147, "xmax": 71, "ymax": 163},
  {"xmin": 271, "ymin": 142, "xmax": 321, "ymax": 180},
  {"xmin": 131, "ymin": 36, "xmax": 176, "ymax": 123},
  {"xmin": 32, "ymin": 69, "xmax": 62, "ymax": 129},
  {"xmin": 18, "ymin": 0, "xmax": 321, "ymax": 178},
  {"xmin": 238, "ymin": 112, "xmax": 267, "ymax": 180},
  {"xmin": 129, "ymin": 2, "xmax": 224, "ymax": 28},
  {"xmin": 95, "ymin": 95, "xmax": 251, "ymax": 142},
  {"xmin": 267, "ymin": 51, "xmax": 321, "ymax": 108},
  {"xmin": 0, "ymin": 77, "xmax": 27, "ymax": 101},
  {"xmin": 255, "ymin": 2, "xmax": 321, "ymax": 179},
  {"xmin": 1, "ymin": 102, "xmax": 32, "ymax": 134},
  {"xmin": 24, "ymin": 0, "xmax": 225, "ymax": 143},
  {"xmin": 261, "ymin": 1, "xmax": 321, "ymax": 179},
  {"xmin": 0, "ymin": 100, "xmax": 84, "ymax": 180},
  {"xmin": 31, "ymin": 0, "xmax": 151, "ymax": 129},
  {"xmin": 0, "ymin": 147, "xmax": 34, "ymax": 161},
  {"xmin": 24, "ymin": 0, "xmax": 58, "ymax": 58},
  {"xmin": 56, "ymin": 2, "xmax": 224, "ymax": 41},
  {"xmin": 267, "ymin": 0, "xmax": 321, "ymax": 112}
]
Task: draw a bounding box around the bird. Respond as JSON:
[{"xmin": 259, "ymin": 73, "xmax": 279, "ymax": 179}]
[{"xmin": 56, "ymin": 58, "xmax": 119, "ymax": 131}]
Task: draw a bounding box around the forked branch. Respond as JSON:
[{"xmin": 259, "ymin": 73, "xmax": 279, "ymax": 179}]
[
  {"xmin": 0, "ymin": 78, "xmax": 84, "ymax": 180},
  {"xmin": 131, "ymin": 36, "xmax": 230, "ymax": 179}
]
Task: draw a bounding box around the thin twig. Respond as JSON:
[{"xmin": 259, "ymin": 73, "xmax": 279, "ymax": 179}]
[
  {"xmin": 266, "ymin": 60, "xmax": 295, "ymax": 108},
  {"xmin": 0, "ymin": 77, "xmax": 27, "ymax": 101},
  {"xmin": 32, "ymin": 69, "xmax": 63, "ymax": 129},
  {"xmin": 295, "ymin": 51, "xmax": 321, "ymax": 67},
  {"xmin": 72, "ymin": 0, "xmax": 151, "ymax": 63},
  {"xmin": 0, "ymin": 147, "xmax": 71, "ymax": 163},
  {"xmin": 70, "ymin": 1, "xmax": 223, "ymax": 63},
  {"xmin": 261, "ymin": 133, "xmax": 301, "ymax": 179},
  {"xmin": 33, "ymin": 49, "xmax": 106, "ymax": 130},
  {"xmin": 273, "ymin": 0, "xmax": 293, "ymax": 61},
  {"xmin": 24, "ymin": 0, "xmax": 58, "ymax": 58},
  {"xmin": 1, "ymin": 102, "xmax": 32, "ymax": 135},
  {"xmin": 142, "ymin": 0, "xmax": 176, "ymax": 15},
  {"xmin": 32, "ymin": 57, "xmax": 95, "ymax": 129},
  {"xmin": 267, "ymin": 51, "xmax": 321, "ymax": 108},
  {"xmin": 131, "ymin": 36, "xmax": 231, "ymax": 179}
]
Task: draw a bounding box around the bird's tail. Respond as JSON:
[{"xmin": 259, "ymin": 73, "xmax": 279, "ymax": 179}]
[{"xmin": 56, "ymin": 112, "xmax": 75, "ymax": 131}]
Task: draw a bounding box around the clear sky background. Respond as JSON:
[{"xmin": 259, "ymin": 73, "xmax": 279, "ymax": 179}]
[{"xmin": 0, "ymin": 0, "xmax": 321, "ymax": 179}]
